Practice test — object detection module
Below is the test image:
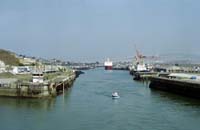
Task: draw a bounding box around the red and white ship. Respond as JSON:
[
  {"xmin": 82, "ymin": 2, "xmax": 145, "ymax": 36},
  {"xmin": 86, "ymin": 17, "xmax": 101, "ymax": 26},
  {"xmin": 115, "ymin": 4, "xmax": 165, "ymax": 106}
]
[{"xmin": 104, "ymin": 58, "xmax": 113, "ymax": 70}]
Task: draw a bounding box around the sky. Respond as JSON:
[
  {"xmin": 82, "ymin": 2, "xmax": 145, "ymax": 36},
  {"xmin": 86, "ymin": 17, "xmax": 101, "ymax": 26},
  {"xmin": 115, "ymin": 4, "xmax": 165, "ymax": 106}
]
[{"xmin": 0, "ymin": 0, "xmax": 200, "ymax": 62}]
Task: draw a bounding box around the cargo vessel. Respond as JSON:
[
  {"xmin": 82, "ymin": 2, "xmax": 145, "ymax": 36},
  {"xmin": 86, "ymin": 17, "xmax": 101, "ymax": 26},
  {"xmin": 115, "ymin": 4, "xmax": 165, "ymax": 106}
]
[{"xmin": 104, "ymin": 58, "xmax": 113, "ymax": 70}]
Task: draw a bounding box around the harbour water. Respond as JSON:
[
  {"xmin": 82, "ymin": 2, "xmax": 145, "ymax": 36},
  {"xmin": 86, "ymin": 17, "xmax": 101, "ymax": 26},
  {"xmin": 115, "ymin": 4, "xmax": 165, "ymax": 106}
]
[{"xmin": 1, "ymin": 68, "xmax": 200, "ymax": 130}]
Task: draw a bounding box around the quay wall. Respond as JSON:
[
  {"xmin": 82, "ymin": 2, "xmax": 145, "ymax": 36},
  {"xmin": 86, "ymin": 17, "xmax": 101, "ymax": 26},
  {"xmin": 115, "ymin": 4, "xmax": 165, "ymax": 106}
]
[
  {"xmin": 0, "ymin": 73, "xmax": 76, "ymax": 98},
  {"xmin": 0, "ymin": 85, "xmax": 51, "ymax": 98},
  {"xmin": 133, "ymin": 72, "xmax": 158, "ymax": 80},
  {"xmin": 149, "ymin": 77, "xmax": 200, "ymax": 98}
]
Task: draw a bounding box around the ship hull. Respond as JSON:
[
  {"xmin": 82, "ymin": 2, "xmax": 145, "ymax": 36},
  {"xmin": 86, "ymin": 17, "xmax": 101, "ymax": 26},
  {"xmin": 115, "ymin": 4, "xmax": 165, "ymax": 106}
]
[{"xmin": 105, "ymin": 66, "xmax": 112, "ymax": 70}]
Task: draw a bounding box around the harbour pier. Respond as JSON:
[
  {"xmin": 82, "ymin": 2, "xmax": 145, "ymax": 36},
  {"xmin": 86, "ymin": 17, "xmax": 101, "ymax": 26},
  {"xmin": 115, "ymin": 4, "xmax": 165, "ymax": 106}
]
[
  {"xmin": 133, "ymin": 72, "xmax": 169, "ymax": 81},
  {"xmin": 149, "ymin": 76, "xmax": 200, "ymax": 99},
  {"xmin": 131, "ymin": 64, "xmax": 200, "ymax": 81},
  {"xmin": 0, "ymin": 72, "xmax": 76, "ymax": 98},
  {"xmin": 133, "ymin": 72, "xmax": 157, "ymax": 80}
]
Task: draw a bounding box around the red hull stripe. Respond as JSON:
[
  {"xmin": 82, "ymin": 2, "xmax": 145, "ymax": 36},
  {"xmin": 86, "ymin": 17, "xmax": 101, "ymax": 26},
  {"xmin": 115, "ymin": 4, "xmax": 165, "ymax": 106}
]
[{"xmin": 105, "ymin": 66, "xmax": 112, "ymax": 70}]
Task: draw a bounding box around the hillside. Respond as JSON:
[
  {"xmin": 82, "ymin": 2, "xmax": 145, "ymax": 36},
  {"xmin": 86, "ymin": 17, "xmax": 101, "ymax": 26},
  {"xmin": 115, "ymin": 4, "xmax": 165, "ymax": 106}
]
[{"xmin": 0, "ymin": 49, "xmax": 21, "ymax": 66}]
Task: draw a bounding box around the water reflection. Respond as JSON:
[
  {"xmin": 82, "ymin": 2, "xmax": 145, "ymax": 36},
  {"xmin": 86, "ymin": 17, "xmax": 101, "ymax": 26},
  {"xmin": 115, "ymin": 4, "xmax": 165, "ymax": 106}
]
[
  {"xmin": 134, "ymin": 80, "xmax": 150, "ymax": 87},
  {"xmin": 150, "ymin": 89, "xmax": 200, "ymax": 107},
  {"xmin": 0, "ymin": 84, "xmax": 74, "ymax": 111},
  {"xmin": 0, "ymin": 97, "xmax": 56, "ymax": 111}
]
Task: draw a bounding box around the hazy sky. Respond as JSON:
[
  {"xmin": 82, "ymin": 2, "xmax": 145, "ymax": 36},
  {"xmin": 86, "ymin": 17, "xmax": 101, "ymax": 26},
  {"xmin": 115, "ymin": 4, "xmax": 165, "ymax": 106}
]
[{"xmin": 0, "ymin": 0, "xmax": 200, "ymax": 62}]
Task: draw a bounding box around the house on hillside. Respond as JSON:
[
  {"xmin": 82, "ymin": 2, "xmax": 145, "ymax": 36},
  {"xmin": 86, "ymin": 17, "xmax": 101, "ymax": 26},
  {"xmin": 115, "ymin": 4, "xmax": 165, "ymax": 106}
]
[
  {"xmin": 19, "ymin": 57, "xmax": 37, "ymax": 66},
  {"xmin": 0, "ymin": 60, "xmax": 6, "ymax": 73},
  {"xmin": 12, "ymin": 66, "xmax": 31, "ymax": 74}
]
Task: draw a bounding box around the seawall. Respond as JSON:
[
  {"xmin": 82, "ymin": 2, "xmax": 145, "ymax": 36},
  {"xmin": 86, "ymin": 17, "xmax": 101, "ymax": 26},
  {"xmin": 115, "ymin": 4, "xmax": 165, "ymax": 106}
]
[{"xmin": 149, "ymin": 77, "xmax": 200, "ymax": 98}]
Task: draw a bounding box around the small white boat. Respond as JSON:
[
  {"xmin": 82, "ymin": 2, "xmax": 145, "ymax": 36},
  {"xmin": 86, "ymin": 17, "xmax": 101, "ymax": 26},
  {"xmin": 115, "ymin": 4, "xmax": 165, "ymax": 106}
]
[{"xmin": 112, "ymin": 92, "xmax": 120, "ymax": 98}]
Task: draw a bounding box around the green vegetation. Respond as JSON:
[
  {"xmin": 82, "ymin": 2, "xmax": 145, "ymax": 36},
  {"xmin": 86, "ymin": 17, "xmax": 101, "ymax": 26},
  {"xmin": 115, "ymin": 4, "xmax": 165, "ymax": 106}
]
[
  {"xmin": 44, "ymin": 72, "xmax": 62, "ymax": 80},
  {"xmin": 44, "ymin": 70, "xmax": 74, "ymax": 81},
  {"xmin": 0, "ymin": 72, "xmax": 32, "ymax": 81},
  {"xmin": 0, "ymin": 72, "xmax": 16, "ymax": 78},
  {"xmin": 0, "ymin": 49, "xmax": 21, "ymax": 66}
]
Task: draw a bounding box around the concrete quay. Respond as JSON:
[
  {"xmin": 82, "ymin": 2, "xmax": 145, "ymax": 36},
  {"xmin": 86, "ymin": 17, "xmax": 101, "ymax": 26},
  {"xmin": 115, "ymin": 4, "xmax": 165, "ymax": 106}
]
[
  {"xmin": 0, "ymin": 72, "xmax": 76, "ymax": 98},
  {"xmin": 133, "ymin": 72, "xmax": 169, "ymax": 81},
  {"xmin": 149, "ymin": 76, "xmax": 200, "ymax": 99}
]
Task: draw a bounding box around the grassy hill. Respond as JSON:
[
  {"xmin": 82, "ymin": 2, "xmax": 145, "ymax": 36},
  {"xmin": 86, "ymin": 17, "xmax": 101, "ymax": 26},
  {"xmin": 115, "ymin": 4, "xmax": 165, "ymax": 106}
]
[{"xmin": 0, "ymin": 49, "xmax": 21, "ymax": 66}]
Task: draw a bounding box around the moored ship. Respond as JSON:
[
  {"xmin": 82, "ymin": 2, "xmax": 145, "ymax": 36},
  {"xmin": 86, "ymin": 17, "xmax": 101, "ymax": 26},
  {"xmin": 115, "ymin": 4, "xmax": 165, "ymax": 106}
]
[{"xmin": 104, "ymin": 58, "xmax": 113, "ymax": 70}]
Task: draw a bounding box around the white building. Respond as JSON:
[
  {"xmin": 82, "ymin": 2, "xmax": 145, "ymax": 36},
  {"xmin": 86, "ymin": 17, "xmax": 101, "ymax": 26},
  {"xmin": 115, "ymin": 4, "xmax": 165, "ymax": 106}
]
[
  {"xmin": 32, "ymin": 72, "xmax": 44, "ymax": 83},
  {"xmin": 0, "ymin": 60, "xmax": 6, "ymax": 73},
  {"xmin": 12, "ymin": 66, "xmax": 31, "ymax": 74}
]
